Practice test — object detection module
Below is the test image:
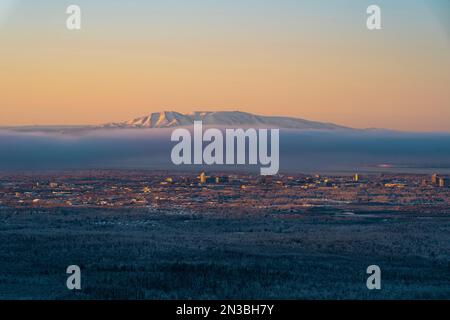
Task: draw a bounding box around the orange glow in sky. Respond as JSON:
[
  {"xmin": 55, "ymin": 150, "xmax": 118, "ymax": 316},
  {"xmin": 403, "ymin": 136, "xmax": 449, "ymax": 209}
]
[{"xmin": 0, "ymin": 1, "xmax": 449, "ymax": 131}]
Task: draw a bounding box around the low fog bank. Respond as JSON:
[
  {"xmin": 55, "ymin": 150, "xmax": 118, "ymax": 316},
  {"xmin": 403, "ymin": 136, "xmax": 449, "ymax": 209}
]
[{"xmin": 0, "ymin": 128, "xmax": 449, "ymax": 174}]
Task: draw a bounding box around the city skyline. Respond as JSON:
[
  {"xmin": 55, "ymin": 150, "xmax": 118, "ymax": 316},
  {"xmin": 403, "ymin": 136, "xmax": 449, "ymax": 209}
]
[{"xmin": 0, "ymin": 0, "xmax": 449, "ymax": 131}]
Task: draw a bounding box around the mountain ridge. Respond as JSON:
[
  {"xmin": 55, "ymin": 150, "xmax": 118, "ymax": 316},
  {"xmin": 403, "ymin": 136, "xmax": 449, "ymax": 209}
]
[{"xmin": 103, "ymin": 111, "xmax": 351, "ymax": 130}]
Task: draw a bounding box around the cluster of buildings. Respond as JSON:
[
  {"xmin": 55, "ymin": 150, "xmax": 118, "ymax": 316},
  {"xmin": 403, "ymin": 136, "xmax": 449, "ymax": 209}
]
[
  {"xmin": 431, "ymin": 174, "xmax": 449, "ymax": 188},
  {"xmin": 198, "ymin": 172, "xmax": 229, "ymax": 184},
  {"xmin": 0, "ymin": 171, "xmax": 448, "ymax": 215}
]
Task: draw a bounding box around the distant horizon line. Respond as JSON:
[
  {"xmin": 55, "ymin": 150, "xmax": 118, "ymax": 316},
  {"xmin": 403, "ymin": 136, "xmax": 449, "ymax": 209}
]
[
  {"xmin": 1, "ymin": 125, "xmax": 450, "ymax": 134},
  {"xmin": 0, "ymin": 110, "xmax": 449, "ymax": 133}
]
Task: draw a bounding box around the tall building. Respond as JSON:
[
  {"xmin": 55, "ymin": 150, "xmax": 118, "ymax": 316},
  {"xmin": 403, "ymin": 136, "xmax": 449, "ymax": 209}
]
[
  {"xmin": 199, "ymin": 172, "xmax": 207, "ymax": 184},
  {"xmin": 354, "ymin": 174, "xmax": 359, "ymax": 182},
  {"xmin": 439, "ymin": 177, "xmax": 448, "ymax": 188},
  {"xmin": 431, "ymin": 173, "xmax": 438, "ymax": 185}
]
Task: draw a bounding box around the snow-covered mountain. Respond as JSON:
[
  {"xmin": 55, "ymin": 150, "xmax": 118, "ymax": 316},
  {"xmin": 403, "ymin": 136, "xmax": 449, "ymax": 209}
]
[{"xmin": 104, "ymin": 111, "xmax": 350, "ymax": 130}]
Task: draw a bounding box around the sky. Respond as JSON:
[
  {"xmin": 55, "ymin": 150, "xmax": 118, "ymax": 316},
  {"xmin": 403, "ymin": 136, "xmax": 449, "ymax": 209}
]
[{"xmin": 0, "ymin": 0, "xmax": 449, "ymax": 131}]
